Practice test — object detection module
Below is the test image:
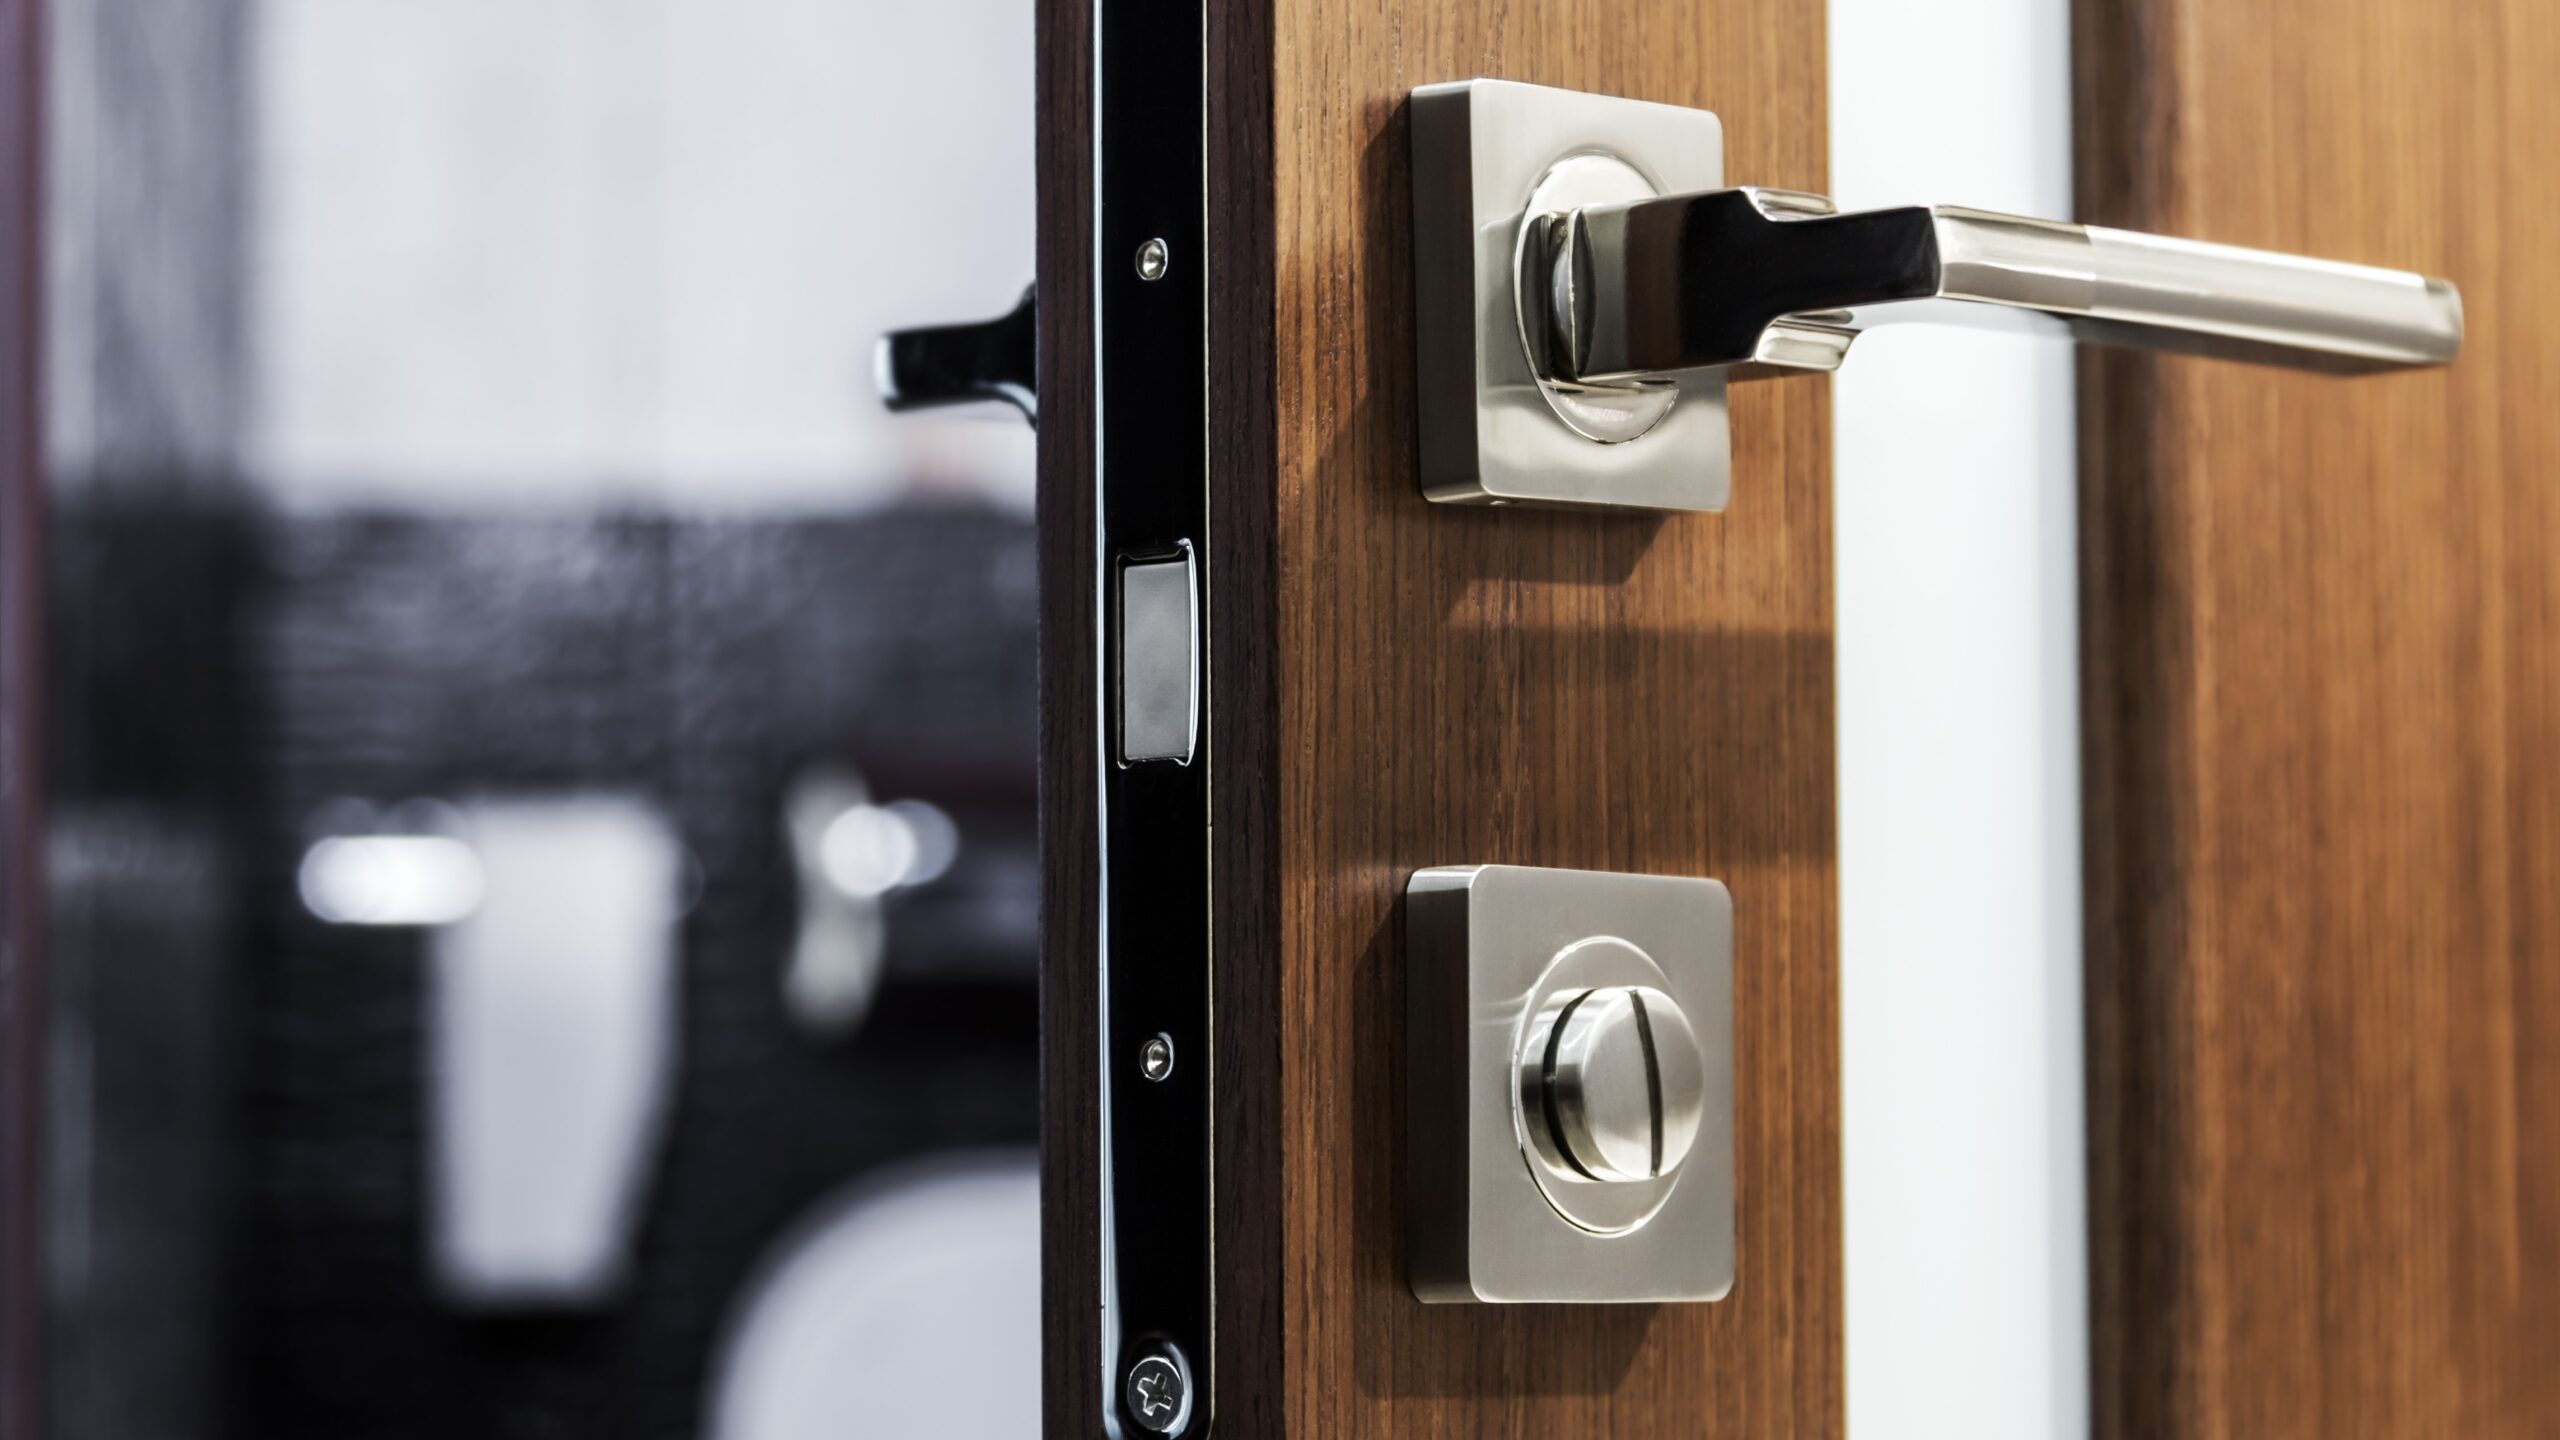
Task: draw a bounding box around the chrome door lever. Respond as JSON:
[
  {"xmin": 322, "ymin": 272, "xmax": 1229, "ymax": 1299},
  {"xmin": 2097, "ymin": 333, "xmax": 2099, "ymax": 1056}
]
[
  {"xmin": 875, "ymin": 285, "xmax": 1037, "ymax": 423},
  {"xmin": 1410, "ymin": 79, "xmax": 2464, "ymax": 514},
  {"xmin": 1527, "ymin": 188, "xmax": 2463, "ymax": 383}
]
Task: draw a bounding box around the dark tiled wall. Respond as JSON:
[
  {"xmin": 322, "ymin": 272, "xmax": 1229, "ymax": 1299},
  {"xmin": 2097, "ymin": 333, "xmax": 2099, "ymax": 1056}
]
[{"xmin": 49, "ymin": 496, "xmax": 1039, "ymax": 1440}]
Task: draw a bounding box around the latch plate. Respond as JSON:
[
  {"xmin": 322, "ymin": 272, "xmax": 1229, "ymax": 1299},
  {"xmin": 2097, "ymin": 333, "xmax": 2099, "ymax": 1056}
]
[{"xmin": 1094, "ymin": 0, "xmax": 1212, "ymax": 1433}]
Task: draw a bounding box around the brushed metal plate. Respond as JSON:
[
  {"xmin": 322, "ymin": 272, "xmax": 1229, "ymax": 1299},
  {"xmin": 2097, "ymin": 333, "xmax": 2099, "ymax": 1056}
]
[
  {"xmin": 1408, "ymin": 79, "xmax": 1732, "ymax": 512},
  {"xmin": 1406, "ymin": 864, "xmax": 1736, "ymax": 1303}
]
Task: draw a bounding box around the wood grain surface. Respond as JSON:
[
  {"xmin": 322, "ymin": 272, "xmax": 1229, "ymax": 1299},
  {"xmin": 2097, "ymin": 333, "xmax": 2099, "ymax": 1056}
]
[
  {"xmin": 1045, "ymin": 1, "xmax": 1839, "ymax": 1436},
  {"xmin": 1265, "ymin": 3, "xmax": 1840, "ymax": 1437},
  {"xmin": 1031, "ymin": 0, "xmax": 1095, "ymax": 1422},
  {"xmin": 2076, "ymin": 1, "xmax": 2560, "ymax": 1435},
  {"xmin": 1042, "ymin": 0, "xmax": 1840, "ymax": 1437},
  {"xmin": 1031, "ymin": 2, "xmax": 1103, "ymax": 1438}
]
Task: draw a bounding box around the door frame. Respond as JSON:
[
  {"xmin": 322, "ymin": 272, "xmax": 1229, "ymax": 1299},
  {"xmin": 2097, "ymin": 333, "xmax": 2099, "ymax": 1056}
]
[{"xmin": 0, "ymin": 0, "xmax": 47, "ymax": 1434}]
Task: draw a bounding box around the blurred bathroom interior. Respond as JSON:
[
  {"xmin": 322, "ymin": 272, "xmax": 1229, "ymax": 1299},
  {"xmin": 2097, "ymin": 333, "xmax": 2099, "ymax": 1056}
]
[{"xmin": 39, "ymin": 1, "xmax": 1044, "ymax": 1435}]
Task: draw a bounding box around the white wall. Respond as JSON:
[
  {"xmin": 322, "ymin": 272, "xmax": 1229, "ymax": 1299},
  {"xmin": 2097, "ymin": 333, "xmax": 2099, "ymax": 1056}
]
[
  {"xmin": 252, "ymin": 0, "xmax": 1037, "ymax": 512},
  {"xmin": 1830, "ymin": 1, "xmax": 2088, "ymax": 1436}
]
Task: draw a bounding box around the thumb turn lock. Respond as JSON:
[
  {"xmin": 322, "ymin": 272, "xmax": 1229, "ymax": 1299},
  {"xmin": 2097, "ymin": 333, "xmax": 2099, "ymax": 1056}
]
[
  {"xmin": 1407, "ymin": 865, "xmax": 1735, "ymax": 1305},
  {"xmin": 1518, "ymin": 984, "xmax": 1706, "ymax": 1185}
]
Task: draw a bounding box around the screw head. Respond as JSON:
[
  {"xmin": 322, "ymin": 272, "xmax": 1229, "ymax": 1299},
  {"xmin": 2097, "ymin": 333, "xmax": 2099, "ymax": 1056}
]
[
  {"xmin": 1122, "ymin": 1348, "xmax": 1190, "ymax": 1434},
  {"xmin": 1139, "ymin": 1033, "xmax": 1175, "ymax": 1082},
  {"xmin": 1134, "ymin": 237, "xmax": 1170, "ymax": 282}
]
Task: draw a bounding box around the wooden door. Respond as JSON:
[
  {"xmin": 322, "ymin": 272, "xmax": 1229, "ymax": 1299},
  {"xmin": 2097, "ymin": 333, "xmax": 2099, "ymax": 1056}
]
[
  {"xmin": 2077, "ymin": 0, "xmax": 2560, "ymax": 1435},
  {"xmin": 1035, "ymin": 1, "xmax": 1840, "ymax": 1439}
]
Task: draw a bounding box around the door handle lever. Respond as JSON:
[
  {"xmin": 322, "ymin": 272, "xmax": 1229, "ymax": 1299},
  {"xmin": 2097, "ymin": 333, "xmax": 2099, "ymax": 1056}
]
[
  {"xmin": 1410, "ymin": 79, "xmax": 2465, "ymax": 514},
  {"xmin": 874, "ymin": 285, "xmax": 1037, "ymax": 423},
  {"xmin": 1526, "ymin": 187, "xmax": 2464, "ymax": 383}
]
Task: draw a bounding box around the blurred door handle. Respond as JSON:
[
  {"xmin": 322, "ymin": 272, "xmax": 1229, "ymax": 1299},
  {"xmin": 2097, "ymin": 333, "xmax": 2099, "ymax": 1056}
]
[{"xmin": 876, "ymin": 285, "xmax": 1037, "ymax": 423}]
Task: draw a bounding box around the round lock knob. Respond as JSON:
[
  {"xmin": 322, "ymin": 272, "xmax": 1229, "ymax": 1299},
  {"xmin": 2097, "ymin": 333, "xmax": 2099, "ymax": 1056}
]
[{"xmin": 1518, "ymin": 985, "xmax": 1705, "ymax": 1183}]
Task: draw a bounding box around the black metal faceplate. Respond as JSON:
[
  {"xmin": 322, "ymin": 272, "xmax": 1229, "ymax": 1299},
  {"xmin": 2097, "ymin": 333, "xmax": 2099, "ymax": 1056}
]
[{"xmin": 1094, "ymin": 0, "xmax": 1212, "ymax": 1437}]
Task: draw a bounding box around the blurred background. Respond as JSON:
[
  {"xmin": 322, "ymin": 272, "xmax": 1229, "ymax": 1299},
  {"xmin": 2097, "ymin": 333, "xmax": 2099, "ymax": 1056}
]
[{"xmin": 38, "ymin": 1, "xmax": 1042, "ymax": 1436}]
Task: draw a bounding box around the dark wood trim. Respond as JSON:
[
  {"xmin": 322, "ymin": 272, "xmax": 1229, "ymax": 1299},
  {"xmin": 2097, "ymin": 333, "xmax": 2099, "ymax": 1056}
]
[
  {"xmin": 0, "ymin": 0, "xmax": 44, "ymax": 1433},
  {"xmin": 1201, "ymin": 0, "xmax": 1283, "ymax": 1432},
  {"xmin": 2077, "ymin": 0, "xmax": 2560, "ymax": 1433},
  {"xmin": 1032, "ymin": 0, "xmax": 1101, "ymax": 1431},
  {"xmin": 2072, "ymin": 4, "xmax": 2180, "ymax": 1430}
]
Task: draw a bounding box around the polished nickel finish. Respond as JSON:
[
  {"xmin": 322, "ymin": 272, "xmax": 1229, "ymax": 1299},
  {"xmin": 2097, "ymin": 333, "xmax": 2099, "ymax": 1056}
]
[
  {"xmin": 1533, "ymin": 188, "xmax": 2465, "ymax": 382},
  {"xmin": 1135, "ymin": 237, "xmax": 1170, "ymax": 282},
  {"xmin": 874, "ymin": 285, "xmax": 1037, "ymax": 422},
  {"xmin": 1501, "ymin": 934, "xmax": 1700, "ymax": 1237},
  {"xmin": 1406, "ymin": 865, "xmax": 1734, "ymax": 1304},
  {"xmin": 1410, "ymin": 79, "xmax": 1733, "ymax": 512},
  {"xmin": 1412, "ymin": 78, "xmax": 2464, "ymax": 513},
  {"xmin": 1512, "ymin": 154, "xmax": 1681, "ymax": 444},
  {"xmin": 1116, "ymin": 549, "xmax": 1199, "ymax": 765},
  {"xmin": 1518, "ymin": 984, "xmax": 1707, "ymax": 1186},
  {"xmin": 1121, "ymin": 545, "xmax": 1198, "ymax": 768}
]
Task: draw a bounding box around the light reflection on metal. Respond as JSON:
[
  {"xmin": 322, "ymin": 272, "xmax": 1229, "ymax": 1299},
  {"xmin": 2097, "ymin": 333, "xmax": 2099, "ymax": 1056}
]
[
  {"xmin": 1534, "ymin": 188, "xmax": 2465, "ymax": 382},
  {"xmin": 1410, "ymin": 79, "xmax": 2463, "ymax": 517},
  {"xmin": 298, "ymin": 834, "xmax": 487, "ymax": 926}
]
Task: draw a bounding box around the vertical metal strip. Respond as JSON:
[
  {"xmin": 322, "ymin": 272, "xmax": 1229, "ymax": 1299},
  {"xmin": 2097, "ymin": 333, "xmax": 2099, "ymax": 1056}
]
[{"xmin": 1092, "ymin": 0, "xmax": 1213, "ymax": 1435}]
